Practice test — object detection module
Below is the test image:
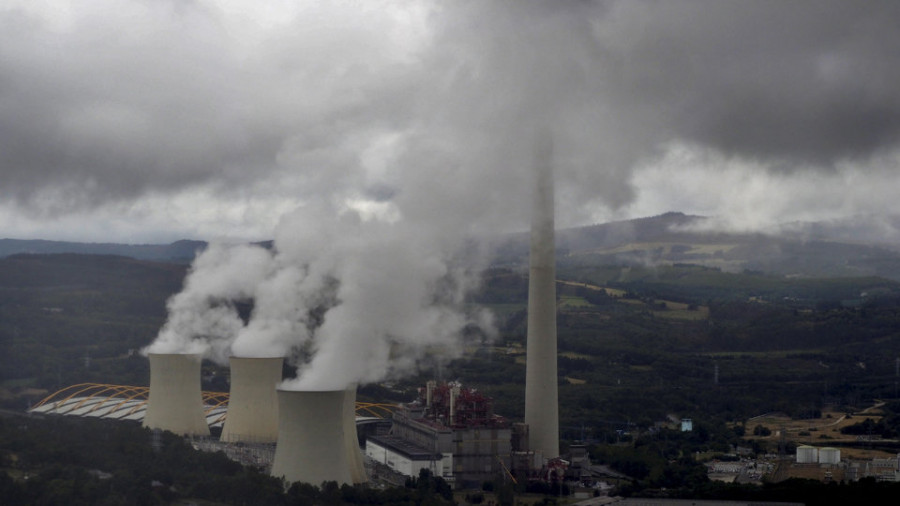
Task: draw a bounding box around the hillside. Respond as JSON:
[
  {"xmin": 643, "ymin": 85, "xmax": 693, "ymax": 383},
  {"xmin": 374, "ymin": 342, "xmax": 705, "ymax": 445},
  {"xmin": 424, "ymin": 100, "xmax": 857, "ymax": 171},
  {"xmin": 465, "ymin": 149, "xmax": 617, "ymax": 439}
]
[
  {"xmin": 0, "ymin": 254, "xmax": 187, "ymax": 406},
  {"xmin": 495, "ymin": 212, "xmax": 900, "ymax": 280},
  {"xmin": 4, "ymin": 213, "xmax": 900, "ymax": 438},
  {"xmin": 0, "ymin": 238, "xmax": 206, "ymax": 263}
]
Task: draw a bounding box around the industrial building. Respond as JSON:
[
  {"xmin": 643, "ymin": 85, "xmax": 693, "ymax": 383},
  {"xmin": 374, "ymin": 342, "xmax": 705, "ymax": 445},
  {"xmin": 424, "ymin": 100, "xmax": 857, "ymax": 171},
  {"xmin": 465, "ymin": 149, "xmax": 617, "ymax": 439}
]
[{"xmin": 366, "ymin": 380, "xmax": 512, "ymax": 488}]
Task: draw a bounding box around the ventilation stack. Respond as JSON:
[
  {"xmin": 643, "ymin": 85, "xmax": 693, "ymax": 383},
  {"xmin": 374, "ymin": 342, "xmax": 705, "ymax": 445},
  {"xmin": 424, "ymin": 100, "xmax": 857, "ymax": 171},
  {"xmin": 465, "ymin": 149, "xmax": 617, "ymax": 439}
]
[
  {"xmin": 271, "ymin": 388, "xmax": 367, "ymax": 485},
  {"xmin": 524, "ymin": 133, "xmax": 559, "ymax": 461},
  {"xmin": 143, "ymin": 353, "xmax": 210, "ymax": 436},
  {"xmin": 220, "ymin": 356, "xmax": 284, "ymax": 443}
]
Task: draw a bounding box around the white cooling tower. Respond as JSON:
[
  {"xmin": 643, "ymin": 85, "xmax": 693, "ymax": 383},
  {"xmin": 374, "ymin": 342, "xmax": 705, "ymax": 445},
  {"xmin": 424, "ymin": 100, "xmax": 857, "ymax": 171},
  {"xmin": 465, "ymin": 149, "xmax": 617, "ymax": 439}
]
[
  {"xmin": 342, "ymin": 386, "xmax": 368, "ymax": 484},
  {"xmin": 220, "ymin": 356, "xmax": 284, "ymax": 443},
  {"xmin": 524, "ymin": 133, "xmax": 560, "ymax": 460},
  {"xmin": 143, "ymin": 353, "xmax": 210, "ymax": 436},
  {"xmin": 271, "ymin": 388, "xmax": 367, "ymax": 485}
]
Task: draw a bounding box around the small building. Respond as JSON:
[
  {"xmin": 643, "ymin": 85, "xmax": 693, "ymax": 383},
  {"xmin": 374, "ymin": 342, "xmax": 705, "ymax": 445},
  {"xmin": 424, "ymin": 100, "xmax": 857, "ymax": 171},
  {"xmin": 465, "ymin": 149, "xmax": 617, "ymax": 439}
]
[
  {"xmin": 681, "ymin": 418, "xmax": 693, "ymax": 432},
  {"xmin": 366, "ymin": 435, "xmax": 449, "ymax": 479}
]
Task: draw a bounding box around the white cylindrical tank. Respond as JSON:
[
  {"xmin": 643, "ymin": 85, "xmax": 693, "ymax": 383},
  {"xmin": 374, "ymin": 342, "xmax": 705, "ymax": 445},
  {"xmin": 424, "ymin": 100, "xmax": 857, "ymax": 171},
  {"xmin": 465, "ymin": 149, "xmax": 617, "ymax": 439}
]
[
  {"xmin": 796, "ymin": 445, "xmax": 818, "ymax": 464},
  {"xmin": 819, "ymin": 447, "xmax": 841, "ymax": 464},
  {"xmin": 220, "ymin": 356, "xmax": 284, "ymax": 443},
  {"xmin": 143, "ymin": 353, "xmax": 210, "ymax": 436},
  {"xmin": 271, "ymin": 388, "xmax": 366, "ymax": 485}
]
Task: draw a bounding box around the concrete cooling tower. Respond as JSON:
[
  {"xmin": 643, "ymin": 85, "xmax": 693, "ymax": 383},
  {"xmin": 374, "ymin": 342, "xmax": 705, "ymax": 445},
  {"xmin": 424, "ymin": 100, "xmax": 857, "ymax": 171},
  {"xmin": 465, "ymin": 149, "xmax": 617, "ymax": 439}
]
[
  {"xmin": 270, "ymin": 388, "xmax": 367, "ymax": 486},
  {"xmin": 342, "ymin": 385, "xmax": 367, "ymax": 484},
  {"xmin": 524, "ymin": 134, "xmax": 560, "ymax": 460},
  {"xmin": 220, "ymin": 356, "xmax": 284, "ymax": 443},
  {"xmin": 143, "ymin": 353, "xmax": 210, "ymax": 436}
]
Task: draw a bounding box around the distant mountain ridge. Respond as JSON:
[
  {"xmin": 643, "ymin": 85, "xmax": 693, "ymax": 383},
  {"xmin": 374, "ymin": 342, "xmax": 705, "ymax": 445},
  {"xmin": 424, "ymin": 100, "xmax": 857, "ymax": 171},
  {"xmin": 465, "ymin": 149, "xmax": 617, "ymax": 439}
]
[
  {"xmin": 0, "ymin": 238, "xmax": 207, "ymax": 263},
  {"xmin": 553, "ymin": 212, "xmax": 900, "ymax": 280},
  {"xmin": 7, "ymin": 212, "xmax": 900, "ymax": 279}
]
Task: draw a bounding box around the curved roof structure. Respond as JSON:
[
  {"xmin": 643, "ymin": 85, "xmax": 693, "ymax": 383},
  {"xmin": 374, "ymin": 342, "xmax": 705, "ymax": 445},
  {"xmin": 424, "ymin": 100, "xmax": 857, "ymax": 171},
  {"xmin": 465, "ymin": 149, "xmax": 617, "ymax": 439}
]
[
  {"xmin": 28, "ymin": 383, "xmax": 230, "ymax": 427},
  {"xmin": 28, "ymin": 383, "xmax": 396, "ymax": 429}
]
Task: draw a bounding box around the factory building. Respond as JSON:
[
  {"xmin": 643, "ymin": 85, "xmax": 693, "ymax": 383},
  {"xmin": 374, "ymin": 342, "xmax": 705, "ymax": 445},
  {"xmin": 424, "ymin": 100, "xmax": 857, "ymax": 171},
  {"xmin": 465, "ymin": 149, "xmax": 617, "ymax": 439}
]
[{"xmin": 366, "ymin": 380, "xmax": 511, "ymax": 488}]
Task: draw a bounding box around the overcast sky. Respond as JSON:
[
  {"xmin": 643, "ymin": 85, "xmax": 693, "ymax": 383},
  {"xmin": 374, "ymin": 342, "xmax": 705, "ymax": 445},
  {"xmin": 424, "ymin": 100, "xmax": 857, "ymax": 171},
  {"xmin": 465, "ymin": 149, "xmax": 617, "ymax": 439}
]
[{"xmin": 2, "ymin": 0, "xmax": 899, "ymax": 244}]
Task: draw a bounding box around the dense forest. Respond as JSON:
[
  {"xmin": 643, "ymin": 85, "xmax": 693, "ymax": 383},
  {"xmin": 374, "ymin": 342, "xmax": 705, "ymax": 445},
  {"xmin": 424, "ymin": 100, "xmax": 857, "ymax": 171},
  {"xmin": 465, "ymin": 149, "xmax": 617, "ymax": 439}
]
[
  {"xmin": 0, "ymin": 413, "xmax": 457, "ymax": 505},
  {"xmin": 4, "ymin": 252, "xmax": 900, "ymax": 502}
]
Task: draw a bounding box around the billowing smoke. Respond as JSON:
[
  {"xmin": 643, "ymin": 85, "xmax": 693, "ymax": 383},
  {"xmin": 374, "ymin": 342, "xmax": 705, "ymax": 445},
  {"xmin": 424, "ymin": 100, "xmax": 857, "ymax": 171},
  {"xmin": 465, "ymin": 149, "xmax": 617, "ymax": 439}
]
[
  {"xmin": 42, "ymin": 0, "xmax": 900, "ymax": 385},
  {"xmin": 143, "ymin": 243, "xmax": 274, "ymax": 363},
  {"xmin": 145, "ymin": 193, "xmax": 497, "ymax": 388}
]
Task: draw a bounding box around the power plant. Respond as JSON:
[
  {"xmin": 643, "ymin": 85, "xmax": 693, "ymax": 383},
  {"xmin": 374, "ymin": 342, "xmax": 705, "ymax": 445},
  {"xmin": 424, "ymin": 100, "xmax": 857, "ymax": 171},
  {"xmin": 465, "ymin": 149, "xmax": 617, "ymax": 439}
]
[
  {"xmin": 524, "ymin": 134, "xmax": 560, "ymax": 460},
  {"xmin": 142, "ymin": 353, "xmax": 210, "ymax": 437},
  {"xmin": 270, "ymin": 388, "xmax": 367, "ymax": 486},
  {"xmin": 220, "ymin": 356, "xmax": 284, "ymax": 443},
  {"xmin": 32, "ymin": 136, "xmax": 565, "ymax": 489}
]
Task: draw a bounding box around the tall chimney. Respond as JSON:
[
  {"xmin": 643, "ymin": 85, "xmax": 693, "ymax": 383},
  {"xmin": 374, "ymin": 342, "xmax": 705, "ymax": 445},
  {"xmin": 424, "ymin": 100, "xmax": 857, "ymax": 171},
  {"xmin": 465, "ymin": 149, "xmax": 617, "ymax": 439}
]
[
  {"xmin": 524, "ymin": 132, "xmax": 559, "ymax": 460},
  {"xmin": 220, "ymin": 356, "xmax": 283, "ymax": 443},
  {"xmin": 143, "ymin": 353, "xmax": 210, "ymax": 436}
]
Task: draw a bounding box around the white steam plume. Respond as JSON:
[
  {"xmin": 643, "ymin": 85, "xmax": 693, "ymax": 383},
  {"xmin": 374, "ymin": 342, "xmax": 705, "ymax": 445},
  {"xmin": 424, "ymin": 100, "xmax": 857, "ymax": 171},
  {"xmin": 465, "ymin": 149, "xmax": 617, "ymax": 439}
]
[{"xmin": 142, "ymin": 242, "xmax": 274, "ymax": 364}]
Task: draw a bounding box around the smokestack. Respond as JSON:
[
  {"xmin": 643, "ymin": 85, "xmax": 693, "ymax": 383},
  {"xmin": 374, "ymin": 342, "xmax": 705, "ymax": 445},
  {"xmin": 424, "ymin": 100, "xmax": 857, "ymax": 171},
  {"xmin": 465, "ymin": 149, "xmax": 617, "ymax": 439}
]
[
  {"xmin": 143, "ymin": 353, "xmax": 210, "ymax": 436},
  {"xmin": 270, "ymin": 388, "xmax": 366, "ymax": 485},
  {"xmin": 220, "ymin": 356, "xmax": 284, "ymax": 443},
  {"xmin": 449, "ymin": 383, "xmax": 460, "ymax": 426},
  {"xmin": 524, "ymin": 132, "xmax": 559, "ymax": 460},
  {"xmin": 426, "ymin": 379, "xmax": 435, "ymax": 408}
]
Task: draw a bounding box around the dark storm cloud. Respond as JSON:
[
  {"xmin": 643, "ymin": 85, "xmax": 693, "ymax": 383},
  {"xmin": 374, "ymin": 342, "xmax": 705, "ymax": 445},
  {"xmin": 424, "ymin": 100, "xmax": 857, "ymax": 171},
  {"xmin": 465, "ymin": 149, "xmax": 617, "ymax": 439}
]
[
  {"xmin": 1, "ymin": 0, "xmax": 899, "ymax": 239},
  {"xmin": 597, "ymin": 0, "xmax": 900, "ymax": 165}
]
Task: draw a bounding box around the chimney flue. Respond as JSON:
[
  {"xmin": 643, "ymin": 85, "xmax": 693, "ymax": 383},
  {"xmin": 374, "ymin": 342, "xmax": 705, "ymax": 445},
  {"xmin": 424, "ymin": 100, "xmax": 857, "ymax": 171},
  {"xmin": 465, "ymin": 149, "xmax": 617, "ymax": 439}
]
[{"xmin": 524, "ymin": 131, "xmax": 560, "ymax": 460}]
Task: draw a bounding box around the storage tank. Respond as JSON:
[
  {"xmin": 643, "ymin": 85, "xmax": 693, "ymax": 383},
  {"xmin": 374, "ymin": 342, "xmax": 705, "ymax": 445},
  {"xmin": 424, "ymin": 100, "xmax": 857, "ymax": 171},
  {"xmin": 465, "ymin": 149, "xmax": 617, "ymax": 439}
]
[
  {"xmin": 143, "ymin": 353, "xmax": 210, "ymax": 436},
  {"xmin": 819, "ymin": 447, "xmax": 841, "ymax": 465},
  {"xmin": 271, "ymin": 388, "xmax": 366, "ymax": 485},
  {"xmin": 220, "ymin": 356, "xmax": 284, "ymax": 443},
  {"xmin": 796, "ymin": 445, "xmax": 818, "ymax": 464}
]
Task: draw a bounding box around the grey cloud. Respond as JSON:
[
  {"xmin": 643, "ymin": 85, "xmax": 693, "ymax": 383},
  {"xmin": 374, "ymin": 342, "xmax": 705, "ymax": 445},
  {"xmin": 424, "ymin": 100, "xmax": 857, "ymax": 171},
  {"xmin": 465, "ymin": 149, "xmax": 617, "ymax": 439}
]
[
  {"xmin": 2, "ymin": 0, "xmax": 899, "ymax": 232},
  {"xmin": 598, "ymin": 0, "xmax": 900, "ymax": 165}
]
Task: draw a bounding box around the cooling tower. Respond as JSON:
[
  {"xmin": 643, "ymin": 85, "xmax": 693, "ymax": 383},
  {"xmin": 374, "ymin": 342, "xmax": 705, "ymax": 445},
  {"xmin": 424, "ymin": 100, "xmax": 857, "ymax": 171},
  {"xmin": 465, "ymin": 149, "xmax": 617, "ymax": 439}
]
[
  {"xmin": 220, "ymin": 356, "xmax": 284, "ymax": 443},
  {"xmin": 342, "ymin": 385, "xmax": 368, "ymax": 484},
  {"xmin": 143, "ymin": 353, "xmax": 210, "ymax": 436},
  {"xmin": 271, "ymin": 388, "xmax": 367, "ymax": 485},
  {"xmin": 524, "ymin": 134, "xmax": 560, "ymax": 460}
]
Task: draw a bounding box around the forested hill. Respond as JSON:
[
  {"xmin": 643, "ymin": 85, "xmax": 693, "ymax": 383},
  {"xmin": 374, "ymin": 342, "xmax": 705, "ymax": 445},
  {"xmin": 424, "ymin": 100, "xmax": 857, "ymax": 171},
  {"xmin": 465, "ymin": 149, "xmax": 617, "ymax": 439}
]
[
  {"xmin": 499, "ymin": 212, "xmax": 900, "ymax": 281},
  {"xmin": 0, "ymin": 254, "xmax": 188, "ymax": 400},
  {"xmin": 0, "ymin": 238, "xmax": 206, "ymax": 263}
]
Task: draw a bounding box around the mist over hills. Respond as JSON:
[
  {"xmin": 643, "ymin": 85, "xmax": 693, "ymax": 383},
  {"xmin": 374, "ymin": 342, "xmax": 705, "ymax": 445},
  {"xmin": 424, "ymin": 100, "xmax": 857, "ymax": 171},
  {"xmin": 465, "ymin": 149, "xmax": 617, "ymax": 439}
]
[{"xmin": 6, "ymin": 212, "xmax": 900, "ymax": 279}]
